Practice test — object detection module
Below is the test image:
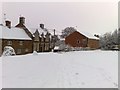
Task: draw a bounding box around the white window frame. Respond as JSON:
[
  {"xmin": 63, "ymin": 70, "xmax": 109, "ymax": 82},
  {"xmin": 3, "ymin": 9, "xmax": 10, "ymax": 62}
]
[
  {"xmin": 25, "ymin": 48, "xmax": 29, "ymax": 52},
  {"xmin": 17, "ymin": 49, "xmax": 21, "ymax": 54},
  {"xmin": 7, "ymin": 41, "xmax": 12, "ymax": 45},
  {"xmin": 19, "ymin": 41, "xmax": 23, "ymax": 45}
]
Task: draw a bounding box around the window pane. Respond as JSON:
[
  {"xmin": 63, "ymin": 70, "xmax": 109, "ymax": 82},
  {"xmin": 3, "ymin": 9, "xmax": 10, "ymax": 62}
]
[{"xmin": 7, "ymin": 41, "xmax": 12, "ymax": 45}]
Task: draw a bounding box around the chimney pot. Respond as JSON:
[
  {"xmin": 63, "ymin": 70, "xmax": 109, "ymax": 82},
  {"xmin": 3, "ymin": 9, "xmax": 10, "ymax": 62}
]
[
  {"xmin": 19, "ymin": 17, "xmax": 25, "ymax": 24},
  {"xmin": 5, "ymin": 20, "xmax": 11, "ymax": 28},
  {"xmin": 40, "ymin": 24, "xmax": 44, "ymax": 29},
  {"xmin": 54, "ymin": 29, "xmax": 55, "ymax": 36}
]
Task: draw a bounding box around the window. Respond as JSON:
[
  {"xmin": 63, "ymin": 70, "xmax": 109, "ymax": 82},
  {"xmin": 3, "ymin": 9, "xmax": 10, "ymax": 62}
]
[
  {"xmin": 7, "ymin": 41, "xmax": 12, "ymax": 45},
  {"xmin": 45, "ymin": 45, "xmax": 49, "ymax": 51},
  {"xmin": 82, "ymin": 39, "xmax": 86, "ymax": 42},
  {"xmin": 19, "ymin": 41, "xmax": 23, "ymax": 45},
  {"xmin": 45, "ymin": 38, "xmax": 49, "ymax": 42},
  {"xmin": 34, "ymin": 36, "xmax": 39, "ymax": 41},
  {"xmin": 17, "ymin": 49, "xmax": 21, "ymax": 54},
  {"xmin": 33, "ymin": 43, "xmax": 36, "ymax": 51},
  {"xmin": 77, "ymin": 40, "xmax": 80, "ymax": 44},
  {"xmin": 82, "ymin": 39, "xmax": 87, "ymax": 44},
  {"xmin": 36, "ymin": 43, "xmax": 39, "ymax": 51},
  {"xmin": 41, "ymin": 37, "xmax": 44, "ymax": 42},
  {"xmin": 33, "ymin": 43, "xmax": 39, "ymax": 52},
  {"xmin": 25, "ymin": 48, "xmax": 29, "ymax": 52}
]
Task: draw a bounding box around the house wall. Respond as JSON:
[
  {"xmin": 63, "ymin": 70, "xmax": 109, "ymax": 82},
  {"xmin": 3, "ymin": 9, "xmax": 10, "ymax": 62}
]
[
  {"xmin": 33, "ymin": 37, "xmax": 51, "ymax": 52},
  {"xmin": 2, "ymin": 39, "xmax": 33, "ymax": 55},
  {"xmin": 65, "ymin": 31, "xmax": 88, "ymax": 47},
  {"xmin": 87, "ymin": 39, "xmax": 99, "ymax": 49},
  {"xmin": 44, "ymin": 38, "xmax": 50, "ymax": 52}
]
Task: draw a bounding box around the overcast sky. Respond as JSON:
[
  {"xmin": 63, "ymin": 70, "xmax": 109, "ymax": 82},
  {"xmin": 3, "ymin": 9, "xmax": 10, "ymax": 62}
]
[{"xmin": 1, "ymin": 2, "xmax": 118, "ymax": 35}]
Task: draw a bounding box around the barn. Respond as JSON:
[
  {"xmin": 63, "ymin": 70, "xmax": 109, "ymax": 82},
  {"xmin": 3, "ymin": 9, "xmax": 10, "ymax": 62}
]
[{"xmin": 65, "ymin": 31, "xmax": 99, "ymax": 49}]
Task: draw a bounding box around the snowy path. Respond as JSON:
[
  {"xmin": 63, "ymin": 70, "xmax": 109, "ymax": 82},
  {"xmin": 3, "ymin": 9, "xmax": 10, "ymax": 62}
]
[{"xmin": 2, "ymin": 51, "xmax": 118, "ymax": 88}]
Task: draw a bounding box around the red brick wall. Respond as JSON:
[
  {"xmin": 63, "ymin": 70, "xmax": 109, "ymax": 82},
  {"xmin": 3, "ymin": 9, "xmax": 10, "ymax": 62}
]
[
  {"xmin": 2, "ymin": 39, "xmax": 33, "ymax": 55},
  {"xmin": 65, "ymin": 31, "xmax": 88, "ymax": 47},
  {"xmin": 87, "ymin": 39, "xmax": 99, "ymax": 49}
]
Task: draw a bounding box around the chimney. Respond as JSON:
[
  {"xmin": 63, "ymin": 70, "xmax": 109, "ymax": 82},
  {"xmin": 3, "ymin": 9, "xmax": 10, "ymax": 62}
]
[
  {"xmin": 40, "ymin": 24, "xmax": 44, "ymax": 29},
  {"xmin": 54, "ymin": 29, "xmax": 55, "ymax": 36},
  {"xmin": 19, "ymin": 17, "xmax": 25, "ymax": 24},
  {"xmin": 5, "ymin": 20, "xmax": 11, "ymax": 28}
]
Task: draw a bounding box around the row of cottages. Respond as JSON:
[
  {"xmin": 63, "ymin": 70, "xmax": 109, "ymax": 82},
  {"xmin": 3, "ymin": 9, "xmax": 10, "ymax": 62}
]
[
  {"xmin": 65, "ymin": 30, "xmax": 99, "ymax": 49},
  {"xmin": 0, "ymin": 17, "xmax": 55, "ymax": 55},
  {"xmin": 28, "ymin": 24, "xmax": 56, "ymax": 52}
]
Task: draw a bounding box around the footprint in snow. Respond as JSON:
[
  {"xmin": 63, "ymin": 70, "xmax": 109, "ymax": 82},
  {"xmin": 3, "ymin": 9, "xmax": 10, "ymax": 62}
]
[
  {"xmin": 81, "ymin": 82, "xmax": 85, "ymax": 85},
  {"xmin": 113, "ymin": 82, "xmax": 118, "ymax": 87},
  {"xmin": 75, "ymin": 73, "xmax": 79, "ymax": 75}
]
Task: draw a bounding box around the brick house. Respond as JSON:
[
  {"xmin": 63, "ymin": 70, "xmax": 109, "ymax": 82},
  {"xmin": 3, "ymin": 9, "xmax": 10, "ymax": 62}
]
[
  {"xmin": 0, "ymin": 17, "xmax": 55, "ymax": 55},
  {"xmin": 30, "ymin": 27, "xmax": 51, "ymax": 52},
  {"xmin": 0, "ymin": 22, "xmax": 33, "ymax": 55},
  {"xmin": 29, "ymin": 24, "xmax": 57, "ymax": 52},
  {"xmin": 65, "ymin": 31, "xmax": 99, "ymax": 49},
  {"xmin": 15, "ymin": 17, "xmax": 55, "ymax": 52}
]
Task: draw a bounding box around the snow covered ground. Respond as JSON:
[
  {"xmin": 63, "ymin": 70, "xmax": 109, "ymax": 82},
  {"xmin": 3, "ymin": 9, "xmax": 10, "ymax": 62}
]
[{"xmin": 1, "ymin": 50, "xmax": 118, "ymax": 88}]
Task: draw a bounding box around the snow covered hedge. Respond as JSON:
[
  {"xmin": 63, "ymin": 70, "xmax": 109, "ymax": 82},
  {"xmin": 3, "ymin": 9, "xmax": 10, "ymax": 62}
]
[
  {"xmin": 54, "ymin": 44, "xmax": 92, "ymax": 52},
  {"xmin": 33, "ymin": 51, "xmax": 38, "ymax": 55},
  {"xmin": 2, "ymin": 46, "xmax": 16, "ymax": 56}
]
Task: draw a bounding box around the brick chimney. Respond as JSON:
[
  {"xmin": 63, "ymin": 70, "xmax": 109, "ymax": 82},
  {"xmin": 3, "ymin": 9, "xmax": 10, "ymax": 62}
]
[
  {"xmin": 40, "ymin": 24, "xmax": 44, "ymax": 29},
  {"xmin": 5, "ymin": 20, "xmax": 11, "ymax": 28},
  {"xmin": 54, "ymin": 29, "xmax": 55, "ymax": 36},
  {"xmin": 19, "ymin": 17, "xmax": 25, "ymax": 25}
]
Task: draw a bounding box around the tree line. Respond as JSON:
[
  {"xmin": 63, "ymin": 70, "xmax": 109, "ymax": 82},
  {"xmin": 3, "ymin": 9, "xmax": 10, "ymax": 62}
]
[{"xmin": 99, "ymin": 28, "xmax": 120, "ymax": 50}]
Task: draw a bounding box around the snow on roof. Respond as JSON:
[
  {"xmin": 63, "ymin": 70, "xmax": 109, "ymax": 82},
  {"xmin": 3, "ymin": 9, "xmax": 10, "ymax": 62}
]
[
  {"xmin": 58, "ymin": 35, "xmax": 65, "ymax": 41},
  {"xmin": 73, "ymin": 27, "xmax": 99, "ymax": 40},
  {"xmin": 77, "ymin": 30, "xmax": 99, "ymax": 40},
  {"xmin": 0, "ymin": 26, "xmax": 32, "ymax": 40},
  {"xmin": 54, "ymin": 46, "xmax": 59, "ymax": 50},
  {"xmin": 29, "ymin": 27, "xmax": 60, "ymax": 36},
  {"xmin": 29, "ymin": 28, "xmax": 48, "ymax": 36}
]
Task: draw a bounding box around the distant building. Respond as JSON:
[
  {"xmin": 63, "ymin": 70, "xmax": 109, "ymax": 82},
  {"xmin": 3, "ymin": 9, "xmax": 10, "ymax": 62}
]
[
  {"xmin": 0, "ymin": 16, "xmax": 100, "ymax": 56},
  {"xmin": 65, "ymin": 31, "xmax": 99, "ymax": 49},
  {"xmin": 29, "ymin": 24, "xmax": 54, "ymax": 52}
]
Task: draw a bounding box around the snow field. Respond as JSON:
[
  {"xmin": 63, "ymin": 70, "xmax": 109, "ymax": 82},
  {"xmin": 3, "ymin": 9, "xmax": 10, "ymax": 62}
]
[{"xmin": 2, "ymin": 51, "xmax": 118, "ymax": 88}]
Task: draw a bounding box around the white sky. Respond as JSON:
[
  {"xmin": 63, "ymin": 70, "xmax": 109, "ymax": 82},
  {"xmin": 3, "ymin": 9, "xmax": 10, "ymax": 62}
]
[{"xmin": 1, "ymin": 1, "xmax": 118, "ymax": 35}]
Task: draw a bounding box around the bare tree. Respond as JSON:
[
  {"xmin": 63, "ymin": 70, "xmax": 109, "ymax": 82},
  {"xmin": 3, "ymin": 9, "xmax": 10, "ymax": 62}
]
[{"xmin": 61, "ymin": 27, "xmax": 77, "ymax": 38}]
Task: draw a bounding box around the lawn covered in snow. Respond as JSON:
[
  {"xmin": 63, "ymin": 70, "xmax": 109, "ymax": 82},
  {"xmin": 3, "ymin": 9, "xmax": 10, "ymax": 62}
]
[{"xmin": 1, "ymin": 50, "xmax": 118, "ymax": 88}]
